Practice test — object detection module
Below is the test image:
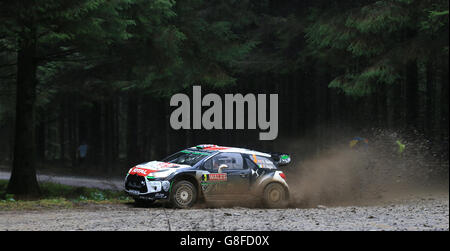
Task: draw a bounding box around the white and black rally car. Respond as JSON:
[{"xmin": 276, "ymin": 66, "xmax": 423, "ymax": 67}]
[{"xmin": 124, "ymin": 144, "xmax": 291, "ymax": 208}]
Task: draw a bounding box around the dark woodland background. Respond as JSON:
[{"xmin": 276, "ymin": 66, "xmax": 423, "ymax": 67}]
[{"xmin": 0, "ymin": 0, "xmax": 448, "ymax": 195}]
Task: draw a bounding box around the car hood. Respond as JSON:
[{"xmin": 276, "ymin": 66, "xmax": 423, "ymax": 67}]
[{"xmin": 128, "ymin": 161, "xmax": 191, "ymax": 178}]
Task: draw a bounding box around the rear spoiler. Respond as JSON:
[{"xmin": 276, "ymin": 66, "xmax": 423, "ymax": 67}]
[{"xmin": 270, "ymin": 152, "xmax": 291, "ymax": 166}]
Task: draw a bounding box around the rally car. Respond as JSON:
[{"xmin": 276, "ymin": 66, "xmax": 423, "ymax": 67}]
[{"xmin": 124, "ymin": 144, "xmax": 291, "ymax": 208}]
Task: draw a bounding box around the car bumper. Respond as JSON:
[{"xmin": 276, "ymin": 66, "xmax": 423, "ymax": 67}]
[
  {"xmin": 124, "ymin": 174, "xmax": 172, "ymax": 200},
  {"xmin": 125, "ymin": 189, "xmax": 170, "ymax": 200}
]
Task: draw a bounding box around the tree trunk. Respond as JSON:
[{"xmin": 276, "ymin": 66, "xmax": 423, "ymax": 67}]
[
  {"xmin": 104, "ymin": 99, "xmax": 114, "ymax": 173},
  {"xmin": 68, "ymin": 98, "xmax": 78, "ymax": 167},
  {"xmin": 112, "ymin": 97, "xmax": 119, "ymax": 164},
  {"xmin": 58, "ymin": 103, "xmax": 66, "ymax": 161},
  {"xmin": 405, "ymin": 60, "xmax": 419, "ymax": 129},
  {"xmin": 36, "ymin": 117, "xmax": 46, "ymax": 162},
  {"xmin": 440, "ymin": 59, "xmax": 449, "ymax": 140},
  {"xmin": 7, "ymin": 33, "xmax": 40, "ymax": 197},
  {"xmin": 425, "ymin": 60, "xmax": 435, "ymax": 137},
  {"xmin": 126, "ymin": 91, "xmax": 139, "ymax": 166},
  {"xmin": 90, "ymin": 101, "xmax": 102, "ymax": 166}
]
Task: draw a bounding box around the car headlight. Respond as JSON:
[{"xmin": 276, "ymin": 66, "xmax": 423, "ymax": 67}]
[
  {"xmin": 162, "ymin": 181, "xmax": 170, "ymax": 192},
  {"xmin": 152, "ymin": 170, "xmax": 172, "ymax": 178}
]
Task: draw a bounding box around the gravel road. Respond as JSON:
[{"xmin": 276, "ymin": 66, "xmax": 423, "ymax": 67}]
[{"xmin": 1, "ymin": 193, "xmax": 448, "ymax": 231}]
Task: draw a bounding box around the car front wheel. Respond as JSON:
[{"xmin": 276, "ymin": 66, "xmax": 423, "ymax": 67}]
[
  {"xmin": 263, "ymin": 183, "xmax": 288, "ymax": 208},
  {"xmin": 170, "ymin": 180, "xmax": 197, "ymax": 208}
]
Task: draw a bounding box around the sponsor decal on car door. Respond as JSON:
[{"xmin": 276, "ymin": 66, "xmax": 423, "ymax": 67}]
[{"xmin": 201, "ymin": 153, "xmax": 250, "ymax": 196}]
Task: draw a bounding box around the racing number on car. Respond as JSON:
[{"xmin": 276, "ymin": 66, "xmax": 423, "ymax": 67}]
[{"xmin": 201, "ymin": 173, "xmax": 228, "ymax": 193}]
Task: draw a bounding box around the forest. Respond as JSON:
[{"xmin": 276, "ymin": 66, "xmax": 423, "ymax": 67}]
[{"xmin": 0, "ymin": 0, "xmax": 448, "ymax": 196}]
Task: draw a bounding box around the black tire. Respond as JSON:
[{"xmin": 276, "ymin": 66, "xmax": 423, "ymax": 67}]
[
  {"xmin": 263, "ymin": 183, "xmax": 288, "ymax": 208},
  {"xmin": 134, "ymin": 198, "xmax": 155, "ymax": 207},
  {"xmin": 170, "ymin": 180, "xmax": 198, "ymax": 209}
]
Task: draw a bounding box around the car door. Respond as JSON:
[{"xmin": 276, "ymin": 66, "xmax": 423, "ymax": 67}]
[{"xmin": 201, "ymin": 152, "xmax": 250, "ymax": 199}]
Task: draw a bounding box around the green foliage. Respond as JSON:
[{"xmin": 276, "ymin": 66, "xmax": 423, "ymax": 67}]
[
  {"xmin": 10, "ymin": 0, "xmax": 258, "ymax": 98},
  {"xmin": 167, "ymin": 0, "xmax": 258, "ymax": 90},
  {"xmin": 4, "ymin": 194, "xmax": 15, "ymax": 202},
  {"xmin": 0, "ymin": 0, "xmax": 447, "ymax": 110},
  {"xmin": 305, "ymin": 0, "xmax": 449, "ymax": 96},
  {"xmin": 0, "ymin": 0, "xmax": 260, "ymax": 102},
  {"xmin": 329, "ymin": 60, "xmax": 401, "ymax": 96}
]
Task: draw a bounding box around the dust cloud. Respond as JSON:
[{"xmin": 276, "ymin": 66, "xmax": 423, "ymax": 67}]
[{"xmin": 283, "ymin": 129, "xmax": 449, "ymax": 208}]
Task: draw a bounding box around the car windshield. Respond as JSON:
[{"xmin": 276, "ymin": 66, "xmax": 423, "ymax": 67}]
[{"xmin": 162, "ymin": 150, "xmax": 211, "ymax": 166}]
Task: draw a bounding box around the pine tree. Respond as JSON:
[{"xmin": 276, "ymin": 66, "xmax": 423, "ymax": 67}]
[
  {"xmin": 0, "ymin": 0, "xmax": 136, "ymax": 196},
  {"xmin": 305, "ymin": 0, "xmax": 448, "ymax": 97}
]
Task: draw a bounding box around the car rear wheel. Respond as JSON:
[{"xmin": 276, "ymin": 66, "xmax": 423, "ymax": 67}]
[
  {"xmin": 263, "ymin": 183, "xmax": 288, "ymax": 208},
  {"xmin": 170, "ymin": 180, "xmax": 197, "ymax": 208}
]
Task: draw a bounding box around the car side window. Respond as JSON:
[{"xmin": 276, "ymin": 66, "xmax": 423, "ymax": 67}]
[
  {"xmin": 203, "ymin": 158, "xmax": 213, "ymax": 170},
  {"xmin": 245, "ymin": 157, "xmax": 259, "ymax": 169},
  {"xmin": 249, "ymin": 155, "xmax": 277, "ymax": 169},
  {"xmin": 204, "ymin": 153, "xmax": 244, "ymax": 171}
]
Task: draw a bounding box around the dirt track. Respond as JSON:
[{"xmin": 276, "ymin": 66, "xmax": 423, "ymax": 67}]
[{"xmin": 0, "ymin": 193, "xmax": 448, "ymax": 231}]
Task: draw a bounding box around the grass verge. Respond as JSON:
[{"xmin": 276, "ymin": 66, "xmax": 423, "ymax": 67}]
[{"xmin": 0, "ymin": 180, "xmax": 132, "ymax": 211}]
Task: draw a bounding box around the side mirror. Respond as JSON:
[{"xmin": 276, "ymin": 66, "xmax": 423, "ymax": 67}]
[
  {"xmin": 278, "ymin": 154, "xmax": 291, "ymax": 166},
  {"xmin": 218, "ymin": 164, "xmax": 228, "ymax": 173},
  {"xmin": 270, "ymin": 153, "xmax": 291, "ymax": 167}
]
